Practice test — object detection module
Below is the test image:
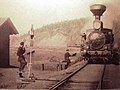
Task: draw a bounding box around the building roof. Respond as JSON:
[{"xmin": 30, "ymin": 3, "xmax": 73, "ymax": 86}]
[
  {"xmin": 0, "ymin": 18, "xmax": 18, "ymax": 34},
  {"xmin": 0, "ymin": 18, "xmax": 8, "ymax": 26}
]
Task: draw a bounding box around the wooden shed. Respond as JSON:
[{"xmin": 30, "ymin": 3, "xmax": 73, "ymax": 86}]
[{"xmin": 0, "ymin": 18, "xmax": 18, "ymax": 67}]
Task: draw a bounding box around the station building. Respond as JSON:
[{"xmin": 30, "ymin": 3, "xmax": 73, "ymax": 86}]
[{"xmin": 0, "ymin": 18, "xmax": 18, "ymax": 67}]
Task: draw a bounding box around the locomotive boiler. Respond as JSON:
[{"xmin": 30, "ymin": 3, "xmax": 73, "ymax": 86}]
[{"xmin": 81, "ymin": 4, "xmax": 118, "ymax": 64}]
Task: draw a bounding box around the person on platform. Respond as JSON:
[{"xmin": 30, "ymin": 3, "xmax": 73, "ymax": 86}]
[
  {"xmin": 82, "ymin": 33, "xmax": 86, "ymax": 40},
  {"xmin": 17, "ymin": 42, "xmax": 27, "ymax": 78},
  {"xmin": 63, "ymin": 49, "xmax": 76, "ymax": 69}
]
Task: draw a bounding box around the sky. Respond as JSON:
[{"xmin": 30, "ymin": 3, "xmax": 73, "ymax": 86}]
[{"xmin": 0, "ymin": 0, "xmax": 112, "ymax": 34}]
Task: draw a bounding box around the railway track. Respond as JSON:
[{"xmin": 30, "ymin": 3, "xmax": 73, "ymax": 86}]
[
  {"xmin": 97, "ymin": 62, "xmax": 106, "ymax": 89},
  {"xmin": 49, "ymin": 62, "xmax": 106, "ymax": 90},
  {"xmin": 49, "ymin": 62, "xmax": 88, "ymax": 90},
  {"xmin": 21, "ymin": 61, "xmax": 107, "ymax": 89}
]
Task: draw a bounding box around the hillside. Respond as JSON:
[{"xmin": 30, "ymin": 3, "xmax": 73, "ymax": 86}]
[{"xmin": 10, "ymin": 18, "xmax": 88, "ymax": 47}]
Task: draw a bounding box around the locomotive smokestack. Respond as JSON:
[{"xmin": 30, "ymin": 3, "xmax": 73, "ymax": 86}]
[{"xmin": 90, "ymin": 4, "xmax": 106, "ymax": 20}]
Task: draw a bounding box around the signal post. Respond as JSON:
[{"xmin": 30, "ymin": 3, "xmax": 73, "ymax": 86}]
[{"xmin": 27, "ymin": 24, "xmax": 35, "ymax": 79}]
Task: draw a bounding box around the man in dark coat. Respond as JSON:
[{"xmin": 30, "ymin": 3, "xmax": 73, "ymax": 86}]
[
  {"xmin": 82, "ymin": 33, "xmax": 86, "ymax": 40},
  {"xmin": 63, "ymin": 49, "xmax": 77, "ymax": 69},
  {"xmin": 17, "ymin": 42, "xmax": 27, "ymax": 78},
  {"xmin": 64, "ymin": 49, "xmax": 71, "ymax": 64}
]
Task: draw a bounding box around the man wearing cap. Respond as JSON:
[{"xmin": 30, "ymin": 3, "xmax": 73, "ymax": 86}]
[
  {"xmin": 17, "ymin": 42, "xmax": 27, "ymax": 78},
  {"xmin": 64, "ymin": 49, "xmax": 72, "ymax": 69},
  {"xmin": 63, "ymin": 49, "xmax": 77, "ymax": 69}
]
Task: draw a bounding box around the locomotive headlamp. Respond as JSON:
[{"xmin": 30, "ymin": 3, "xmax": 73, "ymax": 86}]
[{"xmin": 93, "ymin": 20, "xmax": 102, "ymax": 29}]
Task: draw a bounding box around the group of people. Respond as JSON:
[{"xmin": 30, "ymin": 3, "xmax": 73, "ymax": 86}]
[{"xmin": 17, "ymin": 42, "xmax": 76, "ymax": 78}]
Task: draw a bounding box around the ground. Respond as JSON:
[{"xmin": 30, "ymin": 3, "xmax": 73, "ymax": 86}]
[{"xmin": 0, "ymin": 47, "xmax": 80, "ymax": 89}]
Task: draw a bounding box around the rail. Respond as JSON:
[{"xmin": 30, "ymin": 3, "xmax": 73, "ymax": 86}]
[
  {"xmin": 97, "ymin": 60, "xmax": 107, "ymax": 89},
  {"xmin": 49, "ymin": 62, "xmax": 88, "ymax": 90}
]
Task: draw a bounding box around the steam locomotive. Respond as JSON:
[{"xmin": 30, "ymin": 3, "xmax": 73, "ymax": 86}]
[{"xmin": 81, "ymin": 4, "xmax": 119, "ymax": 64}]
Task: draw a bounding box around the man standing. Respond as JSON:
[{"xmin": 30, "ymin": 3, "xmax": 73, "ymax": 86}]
[
  {"xmin": 63, "ymin": 49, "xmax": 77, "ymax": 69},
  {"xmin": 17, "ymin": 42, "xmax": 27, "ymax": 78},
  {"xmin": 64, "ymin": 49, "xmax": 72, "ymax": 69},
  {"xmin": 82, "ymin": 33, "xmax": 86, "ymax": 40}
]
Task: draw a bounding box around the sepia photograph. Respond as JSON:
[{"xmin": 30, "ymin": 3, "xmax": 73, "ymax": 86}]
[{"xmin": 0, "ymin": 0, "xmax": 120, "ymax": 89}]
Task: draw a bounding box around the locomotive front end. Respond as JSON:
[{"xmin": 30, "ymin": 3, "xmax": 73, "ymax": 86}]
[{"xmin": 81, "ymin": 4, "xmax": 114, "ymax": 63}]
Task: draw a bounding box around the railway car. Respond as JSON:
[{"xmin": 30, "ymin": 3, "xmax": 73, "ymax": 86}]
[{"xmin": 81, "ymin": 4, "xmax": 119, "ymax": 64}]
